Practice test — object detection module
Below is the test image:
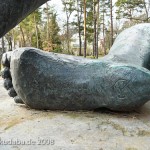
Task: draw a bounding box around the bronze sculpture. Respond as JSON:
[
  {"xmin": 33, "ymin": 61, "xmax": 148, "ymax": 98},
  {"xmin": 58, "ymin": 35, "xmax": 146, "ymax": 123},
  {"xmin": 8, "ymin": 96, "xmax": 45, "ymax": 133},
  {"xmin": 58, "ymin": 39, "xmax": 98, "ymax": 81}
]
[{"xmin": 1, "ymin": 0, "xmax": 150, "ymax": 111}]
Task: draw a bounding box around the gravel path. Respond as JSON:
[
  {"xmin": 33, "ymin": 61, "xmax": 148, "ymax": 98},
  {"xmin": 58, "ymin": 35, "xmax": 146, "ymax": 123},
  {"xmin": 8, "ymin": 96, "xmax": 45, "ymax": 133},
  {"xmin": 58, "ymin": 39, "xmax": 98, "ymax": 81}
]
[{"xmin": 0, "ymin": 78, "xmax": 150, "ymax": 150}]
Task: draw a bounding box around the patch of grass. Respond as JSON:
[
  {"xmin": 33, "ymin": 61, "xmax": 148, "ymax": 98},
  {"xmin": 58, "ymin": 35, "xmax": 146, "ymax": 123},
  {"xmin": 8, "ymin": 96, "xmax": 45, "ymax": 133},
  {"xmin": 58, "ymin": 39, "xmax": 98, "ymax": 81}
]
[
  {"xmin": 86, "ymin": 55, "xmax": 103, "ymax": 59},
  {"xmin": 4, "ymin": 119, "xmax": 21, "ymax": 130},
  {"xmin": 137, "ymin": 130, "xmax": 150, "ymax": 137},
  {"xmin": 110, "ymin": 122, "xmax": 127, "ymax": 135},
  {"xmin": 99, "ymin": 120, "xmax": 150, "ymax": 137},
  {"xmin": 100, "ymin": 120, "xmax": 127, "ymax": 136},
  {"xmin": 64, "ymin": 112, "xmax": 80, "ymax": 119},
  {"xmin": 126, "ymin": 148, "xmax": 138, "ymax": 150}
]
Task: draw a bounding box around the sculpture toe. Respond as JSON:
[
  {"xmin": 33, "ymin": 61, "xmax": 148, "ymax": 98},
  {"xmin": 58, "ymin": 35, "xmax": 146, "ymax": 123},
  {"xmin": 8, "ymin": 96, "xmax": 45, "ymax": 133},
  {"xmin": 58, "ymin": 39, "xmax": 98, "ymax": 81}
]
[
  {"xmin": 8, "ymin": 87, "xmax": 17, "ymax": 98},
  {"xmin": 14, "ymin": 96, "xmax": 24, "ymax": 104},
  {"xmin": 4, "ymin": 78, "xmax": 13, "ymax": 90},
  {"xmin": 1, "ymin": 52, "xmax": 23, "ymax": 103}
]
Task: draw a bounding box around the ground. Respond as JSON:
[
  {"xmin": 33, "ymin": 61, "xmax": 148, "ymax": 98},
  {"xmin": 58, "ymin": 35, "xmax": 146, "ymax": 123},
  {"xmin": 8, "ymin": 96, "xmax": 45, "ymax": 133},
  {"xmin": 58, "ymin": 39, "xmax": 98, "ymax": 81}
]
[{"xmin": 0, "ymin": 78, "xmax": 150, "ymax": 150}]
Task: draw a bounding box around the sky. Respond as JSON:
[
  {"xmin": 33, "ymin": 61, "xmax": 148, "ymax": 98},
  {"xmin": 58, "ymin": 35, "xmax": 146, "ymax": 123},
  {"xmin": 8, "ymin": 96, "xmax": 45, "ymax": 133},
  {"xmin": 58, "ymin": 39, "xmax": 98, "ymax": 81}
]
[{"xmin": 48, "ymin": 0, "xmax": 66, "ymax": 26}]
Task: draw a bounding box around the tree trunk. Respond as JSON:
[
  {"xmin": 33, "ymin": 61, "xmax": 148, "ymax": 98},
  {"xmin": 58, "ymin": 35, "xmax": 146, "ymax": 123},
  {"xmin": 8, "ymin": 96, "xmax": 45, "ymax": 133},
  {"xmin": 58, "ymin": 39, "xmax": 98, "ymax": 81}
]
[
  {"xmin": 143, "ymin": 0, "xmax": 149, "ymax": 22},
  {"xmin": 9, "ymin": 37, "xmax": 12, "ymax": 51},
  {"xmin": 93, "ymin": 42, "xmax": 94, "ymax": 57},
  {"xmin": 93, "ymin": 0, "xmax": 97, "ymax": 57},
  {"xmin": 0, "ymin": 37, "xmax": 5, "ymax": 70},
  {"xmin": 19, "ymin": 25, "xmax": 26, "ymax": 47},
  {"xmin": 83, "ymin": 0, "xmax": 87, "ymax": 58},
  {"xmin": 79, "ymin": 28, "xmax": 82, "ymax": 56},
  {"xmin": 110, "ymin": 0, "xmax": 113, "ymax": 47},
  {"xmin": 12, "ymin": 29, "xmax": 16, "ymax": 49},
  {"xmin": 5, "ymin": 36, "xmax": 12, "ymax": 51},
  {"xmin": 96, "ymin": 0, "xmax": 100, "ymax": 59},
  {"xmin": 34, "ymin": 13, "xmax": 39, "ymax": 48},
  {"xmin": 2, "ymin": 37, "xmax": 5, "ymax": 53},
  {"xmin": 62, "ymin": 0, "xmax": 74, "ymax": 54},
  {"xmin": 102, "ymin": 10, "xmax": 106, "ymax": 55},
  {"xmin": 77, "ymin": 0, "xmax": 82, "ymax": 56},
  {"xmin": 66, "ymin": 19, "xmax": 70, "ymax": 53},
  {"xmin": 46, "ymin": 2, "xmax": 50, "ymax": 41}
]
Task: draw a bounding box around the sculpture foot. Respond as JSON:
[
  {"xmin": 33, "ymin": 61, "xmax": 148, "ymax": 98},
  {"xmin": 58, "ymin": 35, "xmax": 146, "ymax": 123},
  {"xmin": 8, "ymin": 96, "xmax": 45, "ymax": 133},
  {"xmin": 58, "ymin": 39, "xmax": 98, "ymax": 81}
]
[{"xmin": 8, "ymin": 48, "xmax": 150, "ymax": 111}]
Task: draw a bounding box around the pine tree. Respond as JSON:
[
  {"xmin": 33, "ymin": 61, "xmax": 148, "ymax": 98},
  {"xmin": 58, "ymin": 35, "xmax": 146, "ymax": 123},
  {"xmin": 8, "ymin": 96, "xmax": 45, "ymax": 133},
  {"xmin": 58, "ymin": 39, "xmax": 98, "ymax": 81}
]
[
  {"xmin": 42, "ymin": 5, "xmax": 62, "ymax": 52},
  {"xmin": 115, "ymin": 0, "xmax": 145, "ymax": 23},
  {"xmin": 62, "ymin": 0, "xmax": 75, "ymax": 53}
]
